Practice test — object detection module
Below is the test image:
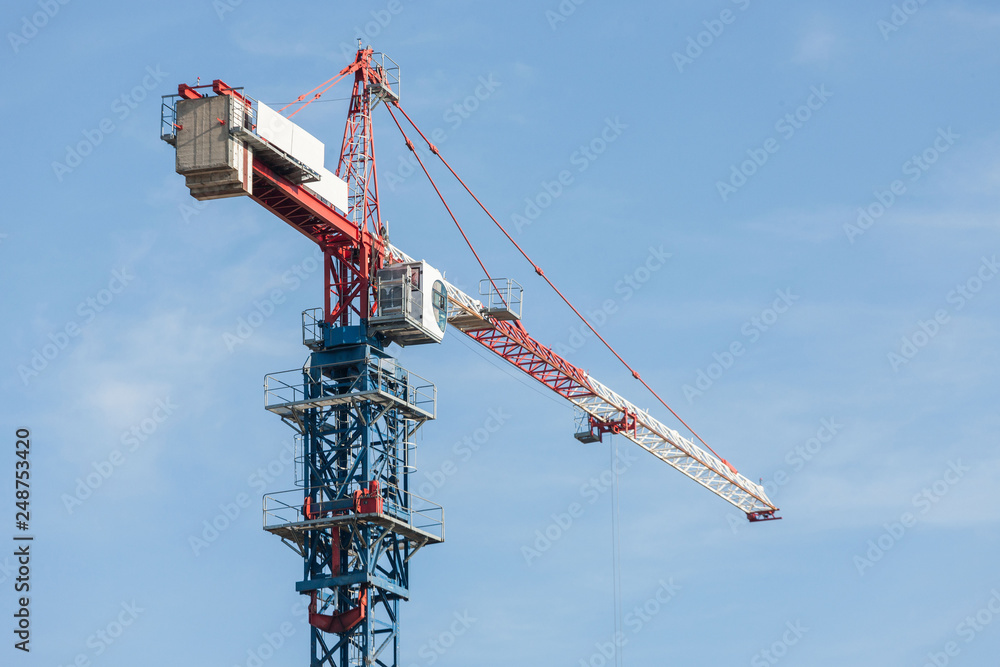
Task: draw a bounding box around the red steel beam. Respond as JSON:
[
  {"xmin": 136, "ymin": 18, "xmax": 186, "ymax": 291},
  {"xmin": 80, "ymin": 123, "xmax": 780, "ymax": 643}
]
[{"xmin": 469, "ymin": 320, "xmax": 595, "ymax": 400}]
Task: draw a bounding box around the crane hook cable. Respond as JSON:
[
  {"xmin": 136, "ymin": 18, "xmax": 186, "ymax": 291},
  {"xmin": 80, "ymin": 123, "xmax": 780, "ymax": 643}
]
[
  {"xmin": 611, "ymin": 436, "xmax": 624, "ymax": 667},
  {"xmin": 390, "ymin": 102, "xmax": 738, "ymax": 476},
  {"xmin": 382, "ymin": 103, "xmax": 511, "ymax": 313}
]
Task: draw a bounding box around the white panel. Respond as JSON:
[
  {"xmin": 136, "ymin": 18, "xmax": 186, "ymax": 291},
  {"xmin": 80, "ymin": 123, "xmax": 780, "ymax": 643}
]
[
  {"xmin": 420, "ymin": 261, "xmax": 447, "ymax": 340},
  {"xmin": 303, "ymin": 167, "xmax": 349, "ymax": 211},
  {"xmin": 256, "ymin": 102, "xmax": 325, "ymax": 174},
  {"xmin": 255, "ymin": 102, "xmax": 294, "ymax": 156},
  {"xmin": 290, "ymin": 126, "xmax": 325, "ymax": 173}
]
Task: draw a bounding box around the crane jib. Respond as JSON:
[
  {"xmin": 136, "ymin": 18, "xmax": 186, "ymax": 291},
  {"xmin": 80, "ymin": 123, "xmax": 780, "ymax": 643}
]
[
  {"xmin": 162, "ymin": 69, "xmax": 778, "ymax": 553},
  {"xmin": 386, "ymin": 245, "xmax": 781, "ymax": 520}
]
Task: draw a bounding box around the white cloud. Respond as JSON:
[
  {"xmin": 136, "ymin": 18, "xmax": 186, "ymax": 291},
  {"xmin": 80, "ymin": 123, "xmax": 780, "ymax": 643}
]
[
  {"xmin": 794, "ymin": 28, "xmax": 837, "ymax": 64},
  {"xmin": 944, "ymin": 7, "xmax": 1000, "ymax": 30}
]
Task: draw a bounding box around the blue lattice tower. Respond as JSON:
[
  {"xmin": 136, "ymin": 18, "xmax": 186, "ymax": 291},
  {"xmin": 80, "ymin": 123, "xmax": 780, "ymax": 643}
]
[
  {"xmin": 256, "ymin": 46, "xmax": 443, "ymax": 667},
  {"xmin": 263, "ymin": 320, "xmax": 442, "ymax": 666}
]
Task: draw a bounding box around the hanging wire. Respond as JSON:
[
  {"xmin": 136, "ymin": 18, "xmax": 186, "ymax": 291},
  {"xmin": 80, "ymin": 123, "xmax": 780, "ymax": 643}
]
[
  {"xmin": 611, "ymin": 435, "xmax": 624, "ymax": 667},
  {"xmin": 263, "ymin": 96, "xmax": 351, "ymax": 106},
  {"xmin": 281, "ymin": 68, "xmax": 740, "ymax": 479},
  {"xmin": 388, "ymin": 102, "xmax": 738, "ymax": 476},
  {"xmin": 452, "ymin": 332, "xmax": 572, "ymax": 411},
  {"xmin": 382, "ymin": 103, "xmax": 510, "ymax": 312}
]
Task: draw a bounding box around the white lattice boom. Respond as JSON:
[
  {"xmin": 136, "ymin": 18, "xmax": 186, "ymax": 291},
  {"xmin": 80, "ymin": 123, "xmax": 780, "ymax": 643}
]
[{"xmin": 388, "ymin": 245, "xmax": 779, "ymax": 520}]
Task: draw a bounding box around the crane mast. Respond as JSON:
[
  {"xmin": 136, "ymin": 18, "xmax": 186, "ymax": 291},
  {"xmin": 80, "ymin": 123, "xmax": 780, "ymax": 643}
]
[
  {"xmin": 326, "ymin": 46, "xmax": 386, "ymax": 327},
  {"xmin": 160, "ymin": 44, "xmax": 778, "ymax": 667}
]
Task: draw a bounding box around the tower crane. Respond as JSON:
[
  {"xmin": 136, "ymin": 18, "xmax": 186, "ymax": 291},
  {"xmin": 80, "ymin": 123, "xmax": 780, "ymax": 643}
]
[{"xmin": 160, "ymin": 44, "xmax": 779, "ymax": 667}]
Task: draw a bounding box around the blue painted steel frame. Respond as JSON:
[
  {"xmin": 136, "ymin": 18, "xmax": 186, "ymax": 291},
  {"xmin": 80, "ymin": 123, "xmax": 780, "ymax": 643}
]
[{"xmin": 277, "ymin": 323, "xmax": 431, "ymax": 667}]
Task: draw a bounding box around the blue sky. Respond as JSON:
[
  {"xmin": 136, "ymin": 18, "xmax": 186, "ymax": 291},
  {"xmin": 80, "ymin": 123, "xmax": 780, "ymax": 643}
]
[{"xmin": 2, "ymin": 1, "xmax": 1000, "ymax": 665}]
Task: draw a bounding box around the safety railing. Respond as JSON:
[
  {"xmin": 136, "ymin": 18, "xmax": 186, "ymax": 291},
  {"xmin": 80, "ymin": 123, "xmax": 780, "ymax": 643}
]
[
  {"xmin": 301, "ymin": 308, "xmax": 325, "ymax": 349},
  {"xmin": 225, "ymin": 92, "xmax": 322, "ymax": 185},
  {"xmin": 293, "ymin": 434, "xmax": 306, "ymax": 487},
  {"xmin": 160, "ymin": 95, "xmax": 179, "ymax": 144},
  {"xmin": 572, "ymin": 411, "xmax": 601, "ymax": 443},
  {"xmin": 480, "ymin": 278, "xmax": 523, "ymax": 321},
  {"xmin": 263, "ymin": 482, "xmax": 444, "ymax": 542},
  {"xmin": 264, "ymin": 358, "xmax": 436, "ymax": 418},
  {"xmin": 370, "ymin": 52, "xmax": 401, "ymax": 103}
]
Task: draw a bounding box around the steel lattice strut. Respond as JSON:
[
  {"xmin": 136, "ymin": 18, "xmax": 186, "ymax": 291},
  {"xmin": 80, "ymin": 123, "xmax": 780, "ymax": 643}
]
[{"xmin": 389, "ymin": 245, "xmax": 779, "ymax": 519}]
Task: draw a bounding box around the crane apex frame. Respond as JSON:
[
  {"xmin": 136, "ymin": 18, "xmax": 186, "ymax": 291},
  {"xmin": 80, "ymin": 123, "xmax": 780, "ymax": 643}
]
[{"xmin": 160, "ymin": 44, "xmax": 779, "ymax": 667}]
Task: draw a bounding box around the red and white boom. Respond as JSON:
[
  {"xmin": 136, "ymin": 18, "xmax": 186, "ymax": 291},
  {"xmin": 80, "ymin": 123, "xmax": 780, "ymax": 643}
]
[
  {"xmin": 163, "ymin": 59, "xmax": 778, "ymax": 521},
  {"xmin": 389, "ymin": 246, "xmax": 779, "ymax": 520}
]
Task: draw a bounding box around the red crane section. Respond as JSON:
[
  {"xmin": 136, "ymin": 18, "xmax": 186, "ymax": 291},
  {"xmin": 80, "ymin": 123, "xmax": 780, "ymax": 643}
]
[
  {"xmin": 173, "ymin": 78, "xmax": 387, "ymax": 327},
  {"xmin": 469, "ymin": 321, "xmax": 594, "ymax": 399},
  {"xmin": 163, "ymin": 69, "xmax": 778, "ymax": 521}
]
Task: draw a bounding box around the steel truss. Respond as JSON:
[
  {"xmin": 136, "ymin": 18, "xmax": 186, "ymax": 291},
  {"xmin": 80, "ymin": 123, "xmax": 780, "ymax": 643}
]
[{"xmin": 264, "ymin": 340, "xmax": 442, "ymax": 667}]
